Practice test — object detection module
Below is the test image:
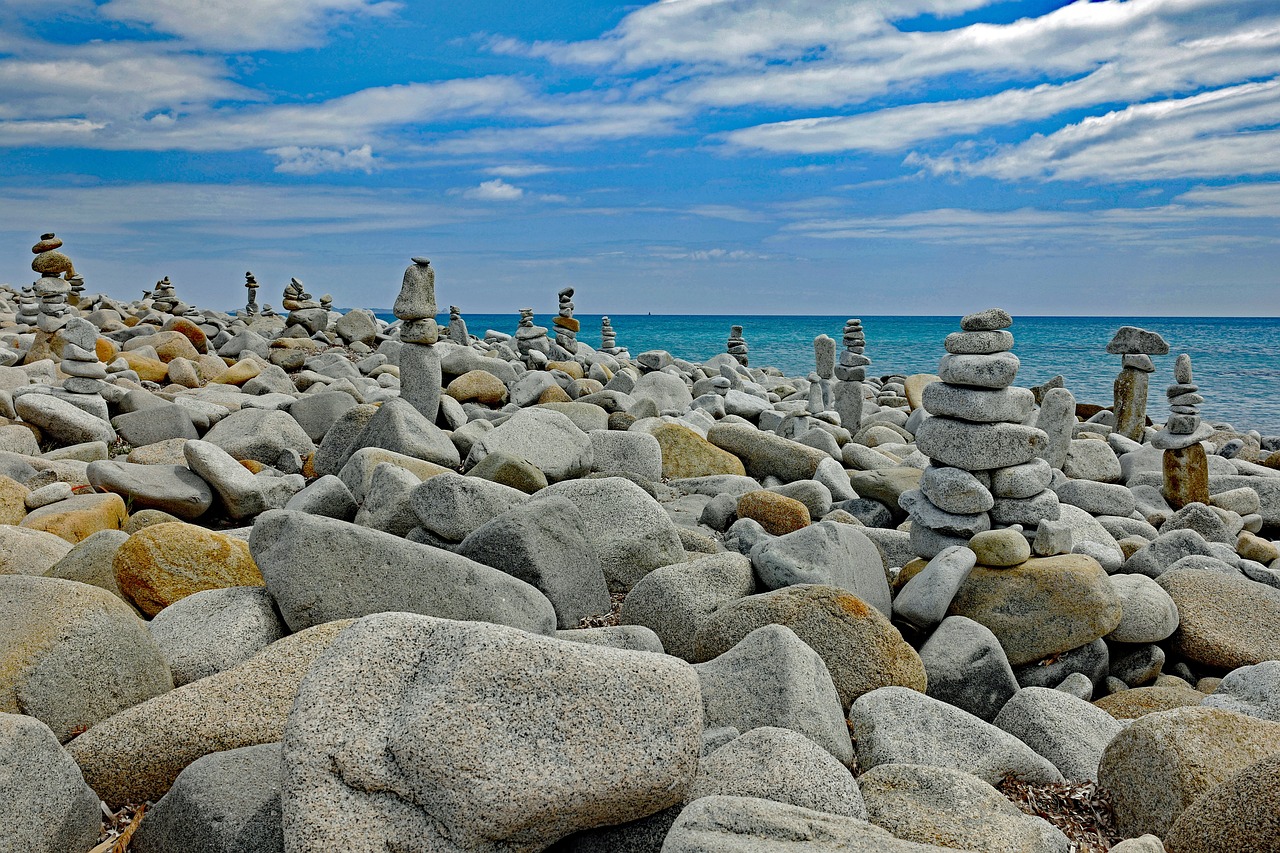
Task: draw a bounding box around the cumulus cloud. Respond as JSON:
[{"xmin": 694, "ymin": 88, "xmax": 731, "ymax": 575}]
[
  {"xmin": 268, "ymin": 144, "xmax": 376, "ymax": 174},
  {"xmin": 459, "ymin": 179, "xmax": 525, "ymax": 201}
]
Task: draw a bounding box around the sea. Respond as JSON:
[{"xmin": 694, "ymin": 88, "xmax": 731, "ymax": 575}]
[{"xmin": 372, "ymin": 313, "xmax": 1280, "ymax": 437}]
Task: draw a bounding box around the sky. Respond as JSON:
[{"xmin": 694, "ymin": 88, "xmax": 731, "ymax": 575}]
[{"xmin": 0, "ymin": 0, "xmax": 1278, "ymax": 316}]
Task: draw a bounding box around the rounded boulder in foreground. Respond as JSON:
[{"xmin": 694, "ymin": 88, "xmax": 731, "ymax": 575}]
[
  {"xmin": 1156, "ymin": 568, "xmax": 1280, "ymax": 670},
  {"xmin": 0, "ymin": 712, "xmax": 102, "ymax": 853}
]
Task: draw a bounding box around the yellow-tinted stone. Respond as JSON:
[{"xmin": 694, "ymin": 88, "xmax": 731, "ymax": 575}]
[
  {"xmin": 196, "ymin": 354, "xmax": 228, "ymax": 381},
  {"xmin": 1094, "ymin": 684, "xmax": 1206, "ymax": 719},
  {"xmin": 113, "ymin": 522, "xmax": 263, "ymax": 616},
  {"xmin": 903, "ymin": 374, "xmax": 940, "ymax": 411},
  {"xmin": 20, "ymin": 493, "xmax": 128, "ymax": 544},
  {"xmin": 446, "ymin": 370, "xmax": 509, "ymax": 406},
  {"xmin": 146, "ymin": 331, "xmax": 200, "ymax": 363},
  {"xmin": 209, "ymin": 359, "xmax": 262, "ymax": 386},
  {"xmin": 239, "ymin": 459, "xmax": 267, "ymax": 474},
  {"xmin": 160, "ymin": 317, "xmax": 209, "ymax": 354},
  {"xmin": 546, "ymin": 360, "xmax": 585, "ymax": 380},
  {"xmin": 0, "ymin": 475, "xmax": 29, "ymax": 526},
  {"xmin": 537, "ymin": 383, "xmax": 573, "ymax": 404},
  {"xmin": 653, "ymin": 423, "xmax": 747, "ymax": 479},
  {"xmin": 127, "ymin": 438, "xmax": 189, "ymax": 466},
  {"xmin": 95, "ymin": 337, "xmax": 120, "ymax": 363},
  {"xmin": 737, "ymin": 490, "xmax": 811, "ymax": 536},
  {"xmin": 118, "ymin": 351, "xmax": 169, "ymax": 383},
  {"xmin": 1237, "ymin": 532, "xmax": 1279, "ymax": 564}
]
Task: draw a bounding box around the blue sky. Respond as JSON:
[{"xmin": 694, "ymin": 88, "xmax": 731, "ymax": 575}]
[{"xmin": 1, "ymin": 0, "xmax": 1278, "ymax": 315}]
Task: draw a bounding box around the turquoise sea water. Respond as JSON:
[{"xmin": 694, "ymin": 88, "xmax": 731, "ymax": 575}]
[{"xmin": 376, "ymin": 313, "xmax": 1280, "ymax": 436}]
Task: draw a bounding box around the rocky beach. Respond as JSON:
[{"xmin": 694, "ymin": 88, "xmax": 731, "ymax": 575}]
[{"xmin": 2, "ymin": 237, "xmax": 1279, "ymax": 853}]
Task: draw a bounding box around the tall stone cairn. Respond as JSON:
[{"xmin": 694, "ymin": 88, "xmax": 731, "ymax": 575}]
[
  {"xmin": 833, "ymin": 318, "xmax": 868, "ymax": 433},
  {"xmin": 808, "ymin": 334, "xmax": 836, "ymax": 415},
  {"xmin": 1106, "ymin": 326, "xmax": 1169, "ymax": 442},
  {"xmin": 553, "ymin": 287, "xmax": 579, "ymax": 354},
  {"xmin": 904, "ymin": 308, "xmax": 1057, "ymax": 559},
  {"xmin": 727, "ymin": 325, "xmax": 748, "ymax": 366},
  {"xmin": 244, "ymin": 272, "xmax": 260, "ymax": 315},
  {"xmin": 30, "ymin": 233, "xmax": 77, "ymax": 335},
  {"xmin": 1155, "ymin": 353, "xmax": 1213, "ymax": 509},
  {"xmin": 16, "ymin": 284, "xmax": 39, "ymax": 329},
  {"xmin": 151, "ymin": 276, "xmax": 178, "ymax": 315},
  {"xmin": 394, "ymin": 257, "xmax": 442, "ymax": 422},
  {"xmin": 515, "ymin": 308, "xmax": 552, "ymax": 365},
  {"xmin": 447, "ymin": 305, "xmax": 469, "ymax": 344},
  {"xmin": 59, "ymin": 317, "xmax": 108, "ymax": 399}
]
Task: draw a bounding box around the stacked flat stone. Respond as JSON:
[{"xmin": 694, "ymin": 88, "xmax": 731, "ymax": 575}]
[
  {"xmin": 833, "ymin": 318, "xmax": 868, "ymax": 432},
  {"xmin": 151, "ymin": 277, "xmax": 179, "ymax": 315},
  {"xmin": 553, "ymin": 287, "xmax": 579, "ymax": 354},
  {"xmin": 1106, "ymin": 326, "xmax": 1168, "ymax": 441},
  {"xmin": 244, "ymin": 272, "xmax": 260, "ymax": 316},
  {"xmin": 727, "ymin": 325, "xmax": 748, "ymax": 366},
  {"xmin": 1155, "ymin": 353, "xmax": 1213, "ymax": 509},
  {"xmin": 30, "ymin": 234, "xmax": 76, "ymax": 335},
  {"xmin": 878, "ymin": 376, "xmax": 909, "ymax": 409},
  {"xmin": 448, "ymin": 305, "xmax": 469, "ymax": 344},
  {"xmin": 904, "ymin": 308, "xmax": 1055, "ymax": 559},
  {"xmin": 283, "ymin": 278, "xmax": 329, "ymax": 335},
  {"xmin": 16, "ymin": 285, "xmax": 39, "ymax": 328},
  {"xmin": 59, "ymin": 316, "xmax": 108, "ymax": 399},
  {"xmin": 808, "ymin": 334, "xmax": 835, "ymax": 415},
  {"xmin": 515, "ymin": 308, "xmax": 553, "ymax": 364},
  {"xmin": 393, "ymin": 257, "xmax": 442, "ymax": 422},
  {"xmin": 320, "ymin": 295, "xmax": 333, "ymax": 312}
]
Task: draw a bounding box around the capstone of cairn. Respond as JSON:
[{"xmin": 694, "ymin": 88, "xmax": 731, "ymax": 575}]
[
  {"xmin": 393, "ymin": 257, "xmax": 442, "ymax": 422},
  {"xmin": 30, "ymin": 233, "xmax": 78, "ymax": 335},
  {"xmin": 244, "ymin": 271, "xmax": 260, "ymax": 315},
  {"xmin": 904, "ymin": 308, "xmax": 1057, "ymax": 559},
  {"xmin": 320, "ymin": 294, "xmax": 333, "ymax": 312},
  {"xmin": 726, "ymin": 325, "xmax": 748, "ymax": 366},
  {"xmin": 150, "ymin": 276, "xmax": 179, "ymax": 315},
  {"xmin": 833, "ymin": 318, "xmax": 868, "ymax": 432},
  {"xmin": 515, "ymin": 308, "xmax": 553, "ymax": 365},
  {"xmin": 553, "ymin": 287, "xmax": 579, "ymax": 354},
  {"xmin": 1106, "ymin": 326, "xmax": 1168, "ymax": 442},
  {"xmin": 448, "ymin": 305, "xmax": 470, "ymax": 344},
  {"xmin": 807, "ymin": 334, "xmax": 836, "ymax": 415},
  {"xmin": 1154, "ymin": 353, "xmax": 1214, "ymax": 509}
]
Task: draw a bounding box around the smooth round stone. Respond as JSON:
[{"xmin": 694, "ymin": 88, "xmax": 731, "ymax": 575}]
[
  {"xmin": 920, "ymin": 464, "xmax": 995, "ymax": 515},
  {"xmin": 960, "ymin": 308, "xmax": 1013, "ymax": 332},
  {"xmin": 61, "ymin": 359, "xmax": 107, "ymax": 379},
  {"xmin": 990, "ymin": 459, "xmax": 1053, "ymax": 499},
  {"xmin": 393, "ymin": 258, "xmax": 435, "ymax": 321},
  {"xmin": 938, "ymin": 353, "xmax": 1020, "ymax": 389},
  {"xmin": 944, "ymin": 330, "xmax": 1014, "ymax": 355},
  {"xmin": 900, "ymin": 489, "xmax": 991, "ymax": 538},
  {"xmin": 969, "ymin": 527, "xmax": 1031, "ymax": 568},
  {"xmin": 1174, "ymin": 353, "xmax": 1193, "ymax": 384},
  {"xmin": 63, "ymin": 377, "xmax": 105, "ymax": 395},
  {"xmin": 914, "ymin": 417, "xmax": 1048, "ymax": 472},
  {"xmin": 920, "ymin": 383, "xmax": 1034, "ymax": 424}
]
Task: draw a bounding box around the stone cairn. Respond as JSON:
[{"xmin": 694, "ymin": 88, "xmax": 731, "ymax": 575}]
[
  {"xmin": 59, "ymin": 316, "xmax": 108, "ymax": 404},
  {"xmin": 244, "ymin": 272, "xmax": 260, "ymax": 315},
  {"xmin": 16, "ymin": 285, "xmax": 39, "ymax": 329},
  {"xmin": 515, "ymin": 308, "xmax": 552, "ymax": 365},
  {"xmin": 877, "ymin": 376, "xmax": 909, "ymax": 409},
  {"xmin": 553, "ymin": 287, "xmax": 578, "ymax": 354},
  {"xmin": 30, "ymin": 234, "xmax": 79, "ymax": 336},
  {"xmin": 808, "ymin": 334, "xmax": 835, "ymax": 415},
  {"xmin": 727, "ymin": 325, "xmax": 748, "ymax": 366},
  {"xmin": 283, "ymin": 278, "xmax": 329, "ymax": 336},
  {"xmin": 1106, "ymin": 325, "xmax": 1169, "ymax": 442},
  {"xmin": 904, "ymin": 308, "xmax": 1057, "ymax": 559},
  {"xmin": 833, "ymin": 318, "xmax": 867, "ymax": 433},
  {"xmin": 1155, "ymin": 352, "xmax": 1213, "ymax": 509},
  {"xmin": 320, "ymin": 294, "xmax": 333, "ymax": 312},
  {"xmin": 151, "ymin": 277, "xmax": 178, "ymax": 315},
  {"xmin": 447, "ymin": 305, "xmax": 469, "ymax": 344},
  {"xmin": 394, "ymin": 257, "xmax": 442, "ymax": 422}
]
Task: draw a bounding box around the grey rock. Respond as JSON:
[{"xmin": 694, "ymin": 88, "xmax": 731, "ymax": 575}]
[
  {"xmin": 1106, "ymin": 574, "xmax": 1180, "ymax": 643},
  {"xmin": 670, "ymin": 475, "xmax": 763, "ymax": 498},
  {"xmin": 1202, "ymin": 660, "xmax": 1280, "ymax": 721},
  {"xmin": 859, "ymin": 763, "xmax": 1070, "ymax": 853},
  {"xmin": 15, "ymin": 392, "xmax": 116, "ymax": 445},
  {"xmin": 286, "ymin": 390, "xmax": 358, "ymax": 443},
  {"xmin": 630, "ymin": 370, "xmax": 693, "ymax": 412},
  {"xmin": 915, "ymin": 416, "xmax": 1048, "ymax": 471},
  {"xmin": 768, "ymin": 479, "xmax": 833, "ymax": 519},
  {"xmin": 458, "ymin": 496, "xmax": 611, "ymax": 629},
  {"xmin": 694, "ymin": 624, "xmax": 853, "ymax": 764},
  {"xmin": 43, "ymin": 529, "xmax": 131, "ymax": 601},
  {"xmin": 0, "ymin": 713, "xmax": 101, "ymax": 853},
  {"xmin": 991, "ymin": 458, "xmax": 1054, "ymax": 498},
  {"xmin": 994, "ymin": 686, "xmax": 1123, "ymax": 781},
  {"xmin": 961, "ymin": 308, "xmax": 1013, "ymax": 331},
  {"xmin": 112, "ymin": 403, "xmax": 199, "ymax": 446},
  {"xmin": 1054, "ymin": 479, "xmax": 1138, "ymax": 517},
  {"xmin": 1110, "ymin": 643, "xmax": 1165, "ymax": 687},
  {"xmin": 620, "ymin": 552, "xmax": 756, "ymax": 661},
  {"xmin": 1056, "ymin": 672, "xmax": 1094, "ymax": 700},
  {"xmin": 311, "ymin": 403, "xmax": 378, "ymax": 476},
  {"xmin": 353, "ymin": 396, "xmax": 460, "ymax": 468},
  {"xmin": 749, "ymin": 521, "xmax": 892, "ymax": 614},
  {"xmin": 1106, "ymin": 326, "xmax": 1170, "ymax": 355},
  {"xmin": 468, "ymin": 407, "xmax": 592, "ymax": 482},
  {"xmin": 87, "ymin": 460, "xmax": 213, "ymax": 520},
  {"xmin": 1122, "ymin": 529, "xmax": 1217, "ymax": 578},
  {"xmin": 1162, "ymin": 501, "xmax": 1235, "ymax": 545},
  {"xmin": 204, "ymin": 407, "xmax": 316, "ymax": 467},
  {"xmin": 280, "ymin": 612, "xmax": 702, "ymax": 853},
  {"xmin": 937, "ymin": 352, "xmax": 1020, "ymax": 389},
  {"xmin": 132, "ymin": 743, "xmax": 284, "ymax": 853},
  {"xmin": 283, "ymin": 474, "xmax": 357, "ymax": 521},
  {"xmin": 335, "ymin": 308, "xmax": 378, "ymax": 345},
  {"xmin": 919, "ymin": 464, "xmax": 994, "ymax": 514},
  {"xmin": 706, "ymin": 422, "xmax": 828, "ymax": 483},
  {"xmin": 410, "ymin": 470, "xmax": 527, "ymax": 542},
  {"xmin": 589, "ymin": 429, "xmax": 662, "ymax": 481},
  {"xmin": 944, "ymin": 329, "xmax": 1014, "ymax": 354},
  {"xmin": 893, "ymin": 546, "xmax": 977, "ymax": 631},
  {"xmin": 149, "ymin": 586, "xmax": 287, "ymax": 686},
  {"xmin": 249, "ymin": 509, "xmax": 556, "ymax": 634},
  {"xmin": 555, "ymin": 626, "xmax": 664, "ymax": 654},
  {"xmin": 900, "ymin": 489, "xmax": 991, "ymax": 537},
  {"xmin": 688, "ymin": 727, "xmax": 864, "ymax": 817},
  {"xmin": 1036, "ymin": 387, "xmax": 1077, "ymax": 470},
  {"xmin": 920, "ymin": 615, "xmax": 1018, "ymax": 722},
  {"xmin": 184, "ymin": 440, "xmax": 304, "ymax": 519},
  {"xmin": 849, "ymin": 686, "xmax": 1064, "ymax": 785},
  {"xmin": 921, "ymin": 383, "xmax": 1034, "ymax": 424},
  {"xmin": 1063, "ymin": 438, "xmax": 1122, "ymax": 483},
  {"xmin": 535, "ymin": 477, "xmax": 685, "ymax": 591},
  {"xmin": 1013, "ymin": 637, "xmax": 1110, "ymax": 689},
  {"xmin": 396, "ymin": 342, "xmax": 443, "ymax": 423}
]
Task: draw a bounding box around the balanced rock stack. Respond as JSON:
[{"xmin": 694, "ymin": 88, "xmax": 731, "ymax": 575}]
[
  {"xmin": 807, "ymin": 334, "xmax": 835, "ymax": 415},
  {"xmin": 1106, "ymin": 325, "xmax": 1169, "ymax": 441},
  {"xmin": 282, "ymin": 277, "xmax": 328, "ymax": 335},
  {"xmin": 447, "ymin": 305, "xmax": 469, "ymax": 344},
  {"xmin": 244, "ymin": 271, "xmax": 259, "ymax": 315},
  {"xmin": 15, "ymin": 284, "xmax": 39, "ymax": 328},
  {"xmin": 515, "ymin": 307, "xmax": 553, "ymax": 364},
  {"xmin": 150, "ymin": 276, "xmax": 179, "ymax": 315},
  {"xmin": 833, "ymin": 318, "xmax": 868, "ymax": 433},
  {"xmin": 905, "ymin": 308, "xmax": 1054, "ymax": 558},
  {"xmin": 58, "ymin": 316, "xmax": 109, "ymax": 407},
  {"xmin": 726, "ymin": 324, "xmax": 748, "ymax": 366},
  {"xmin": 30, "ymin": 233, "xmax": 77, "ymax": 335},
  {"xmin": 1155, "ymin": 353, "xmax": 1214, "ymax": 509},
  {"xmin": 553, "ymin": 287, "xmax": 579, "ymax": 354},
  {"xmin": 599, "ymin": 315, "xmax": 620, "ymax": 355},
  {"xmin": 877, "ymin": 375, "xmax": 910, "ymax": 409},
  {"xmin": 394, "ymin": 257, "xmax": 442, "ymax": 422}
]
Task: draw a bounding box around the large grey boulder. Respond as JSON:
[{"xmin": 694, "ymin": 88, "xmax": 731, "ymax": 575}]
[
  {"xmin": 351, "ymin": 462, "xmax": 420, "ymax": 537},
  {"xmin": 0, "ymin": 575, "xmax": 172, "ymax": 742},
  {"xmin": 919, "ymin": 615, "xmax": 1018, "ymax": 723},
  {"xmin": 589, "ymin": 429, "xmax": 663, "ymax": 482},
  {"xmin": 132, "ymin": 743, "xmax": 284, "ymax": 853},
  {"xmin": 86, "ymin": 460, "xmax": 214, "ymax": 520},
  {"xmin": 619, "ymin": 552, "xmax": 756, "ymax": 661},
  {"xmin": 148, "ymin": 586, "xmax": 288, "ymax": 686},
  {"xmin": 458, "ymin": 496, "xmax": 611, "ymax": 629},
  {"xmin": 1105, "ymin": 573, "xmax": 1180, "ymax": 643},
  {"xmin": 1202, "ymin": 660, "xmax": 1280, "ymax": 722},
  {"xmin": 0, "ymin": 712, "xmax": 101, "ymax": 853},
  {"xmin": 351, "ymin": 396, "xmax": 460, "ymax": 468},
  {"xmin": 281, "ymin": 612, "xmax": 702, "ymax": 853},
  {"xmin": 687, "ymin": 727, "xmax": 865, "ymax": 817},
  {"xmin": 249, "ymin": 510, "xmax": 556, "ymax": 635},
  {"xmin": 849, "ymin": 686, "xmax": 1064, "ymax": 785},
  {"xmin": 184, "ymin": 440, "xmax": 304, "ymax": 519},
  {"xmin": 694, "ymin": 625, "xmax": 852, "ymax": 764},
  {"xmin": 285, "ymin": 390, "xmax": 358, "ymax": 443},
  {"xmin": 467, "ymin": 408, "xmax": 593, "ymax": 483},
  {"xmin": 749, "ymin": 521, "xmax": 892, "ymax": 615},
  {"xmin": 858, "ymin": 763, "xmax": 1069, "ymax": 853},
  {"xmin": 14, "ymin": 392, "xmax": 116, "ymax": 445},
  {"xmin": 629, "ymin": 371, "xmax": 693, "ymax": 413},
  {"xmin": 203, "ymin": 407, "xmax": 316, "ymax": 466},
  {"xmin": 43, "ymin": 529, "xmax": 131, "ymax": 603},
  {"xmin": 283, "ymin": 474, "xmax": 356, "ymax": 521},
  {"xmin": 535, "ymin": 477, "xmax": 684, "ymax": 591},
  {"xmin": 706, "ymin": 423, "xmax": 829, "ymax": 483},
  {"xmin": 0, "ymin": 525, "xmax": 74, "ymax": 575},
  {"xmin": 993, "ymin": 686, "xmax": 1123, "ymax": 781},
  {"xmin": 410, "ymin": 471, "xmax": 527, "ymax": 543}
]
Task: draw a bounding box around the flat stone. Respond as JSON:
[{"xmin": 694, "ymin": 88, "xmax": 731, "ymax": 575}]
[
  {"xmin": 1106, "ymin": 326, "xmax": 1170, "ymax": 355},
  {"xmin": 468, "ymin": 408, "xmax": 592, "ymax": 483},
  {"xmin": 944, "ymin": 329, "xmax": 1014, "ymax": 354},
  {"xmin": 15, "ymin": 392, "xmax": 116, "ymax": 445},
  {"xmin": 409, "ymin": 470, "xmax": 527, "ymax": 543},
  {"xmin": 919, "ymin": 464, "xmax": 994, "ymax": 514},
  {"xmin": 706, "ymin": 422, "xmax": 829, "ymax": 483},
  {"xmin": 990, "ymin": 458, "xmax": 1053, "ymax": 498},
  {"xmin": 1055, "ymin": 479, "xmax": 1138, "ymax": 517},
  {"xmin": 147, "ymin": 586, "xmax": 287, "ymax": 687},
  {"xmin": 204, "ymin": 407, "xmax": 315, "ymax": 467},
  {"xmin": 185, "ymin": 440, "xmax": 304, "ymax": 519},
  {"xmin": 87, "ymin": 460, "xmax": 213, "ymax": 520},
  {"xmin": 1202, "ymin": 660, "xmax": 1280, "ymax": 722},
  {"xmin": 915, "ymin": 416, "xmax": 1048, "ymax": 471},
  {"xmin": 937, "ymin": 352, "xmax": 1020, "ymax": 389},
  {"xmin": 19, "ymin": 492, "xmax": 127, "ymax": 544},
  {"xmin": 1106, "ymin": 573, "xmax": 1180, "ymax": 643},
  {"xmin": 960, "ymin": 308, "xmax": 1013, "ymax": 332},
  {"xmin": 893, "ymin": 545, "xmax": 977, "ymax": 630},
  {"xmin": 1157, "ymin": 568, "xmax": 1280, "ymax": 669},
  {"xmin": 900, "ymin": 489, "xmax": 991, "ymax": 537}
]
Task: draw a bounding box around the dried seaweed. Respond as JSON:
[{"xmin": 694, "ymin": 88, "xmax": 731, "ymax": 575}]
[
  {"xmin": 999, "ymin": 778, "xmax": 1122, "ymax": 852},
  {"xmin": 576, "ymin": 592, "xmax": 626, "ymax": 628},
  {"xmin": 91, "ymin": 802, "xmax": 145, "ymax": 853}
]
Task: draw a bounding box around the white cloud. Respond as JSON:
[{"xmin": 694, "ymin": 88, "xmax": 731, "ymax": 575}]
[
  {"xmin": 268, "ymin": 144, "xmax": 376, "ymax": 174},
  {"xmin": 485, "ymin": 164, "xmax": 557, "ymax": 177},
  {"xmin": 460, "ymin": 179, "xmax": 525, "ymax": 201},
  {"xmin": 99, "ymin": 0, "xmax": 401, "ymax": 51}
]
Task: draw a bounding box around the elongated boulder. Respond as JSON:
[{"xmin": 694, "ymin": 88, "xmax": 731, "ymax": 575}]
[
  {"xmin": 249, "ymin": 510, "xmax": 556, "ymax": 635},
  {"xmin": 87, "ymin": 460, "xmax": 213, "ymax": 520},
  {"xmin": 20, "ymin": 492, "xmax": 128, "ymax": 544},
  {"xmin": 749, "ymin": 521, "xmax": 892, "ymax": 615},
  {"xmin": 706, "ymin": 423, "xmax": 829, "ymax": 483},
  {"xmin": 914, "ymin": 416, "xmax": 1048, "ymax": 471},
  {"xmin": 281, "ymin": 612, "xmax": 702, "ymax": 853},
  {"xmin": 467, "ymin": 408, "xmax": 592, "ymax": 483},
  {"xmin": 653, "ymin": 423, "xmax": 747, "ymax": 479}
]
